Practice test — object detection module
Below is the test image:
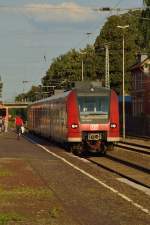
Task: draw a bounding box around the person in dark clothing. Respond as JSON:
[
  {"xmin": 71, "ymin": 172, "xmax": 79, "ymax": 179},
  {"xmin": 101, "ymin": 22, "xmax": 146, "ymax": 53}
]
[{"xmin": 0, "ymin": 116, "xmax": 3, "ymax": 132}]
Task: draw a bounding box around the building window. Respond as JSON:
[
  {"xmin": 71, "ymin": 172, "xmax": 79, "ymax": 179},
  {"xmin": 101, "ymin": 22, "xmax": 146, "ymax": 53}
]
[
  {"xmin": 133, "ymin": 74, "xmax": 136, "ymax": 90},
  {"xmin": 136, "ymin": 71, "xmax": 143, "ymax": 89}
]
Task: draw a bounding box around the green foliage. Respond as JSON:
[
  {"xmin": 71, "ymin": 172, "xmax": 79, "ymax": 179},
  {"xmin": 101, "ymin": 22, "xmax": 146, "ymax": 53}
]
[
  {"xmin": 15, "ymin": 85, "xmax": 41, "ymax": 102},
  {"xmin": 94, "ymin": 10, "xmax": 143, "ymax": 94},
  {"xmin": 9, "ymin": 108, "xmax": 27, "ymax": 121},
  {"xmin": 0, "ymin": 213, "xmax": 24, "ymax": 225},
  {"xmin": 48, "ymin": 207, "xmax": 62, "ymax": 219},
  {"xmin": 15, "ymin": 9, "xmax": 149, "ymax": 99},
  {"xmin": 42, "ymin": 47, "xmax": 96, "ymax": 88},
  {"xmin": 0, "ymin": 169, "xmax": 13, "ymax": 177},
  {"xmin": 42, "ymin": 49, "xmax": 79, "ymax": 86},
  {"xmin": 140, "ymin": 0, "xmax": 150, "ymax": 52}
]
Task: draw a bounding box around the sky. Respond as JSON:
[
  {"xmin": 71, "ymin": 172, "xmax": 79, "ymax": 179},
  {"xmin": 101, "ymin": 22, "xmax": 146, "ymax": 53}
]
[{"xmin": 0, "ymin": 0, "xmax": 143, "ymax": 102}]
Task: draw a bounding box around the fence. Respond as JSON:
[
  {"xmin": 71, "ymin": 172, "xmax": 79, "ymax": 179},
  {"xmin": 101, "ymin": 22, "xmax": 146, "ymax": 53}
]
[{"xmin": 125, "ymin": 115, "xmax": 150, "ymax": 137}]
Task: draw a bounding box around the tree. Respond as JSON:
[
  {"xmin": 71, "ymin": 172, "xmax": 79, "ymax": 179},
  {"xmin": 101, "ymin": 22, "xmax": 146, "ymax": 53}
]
[
  {"xmin": 94, "ymin": 10, "xmax": 143, "ymax": 94},
  {"xmin": 42, "ymin": 46, "xmax": 96, "ymax": 88},
  {"xmin": 15, "ymin": 10, "xmax": 147, "ymax": 100},
  {"xmin": 140, "ymin": 0, "xmax": 150, "ymax": 52},
  {"xmin": 15, "ymin": 85, "xmax": 41, "ymax": 102},
  {"xmin": 42, "ymin": 49, "xmax": 81, "ymax": 87},
  {"xmin": 81, "ymin": 45, "xmax": 97, "ymax": 80}
]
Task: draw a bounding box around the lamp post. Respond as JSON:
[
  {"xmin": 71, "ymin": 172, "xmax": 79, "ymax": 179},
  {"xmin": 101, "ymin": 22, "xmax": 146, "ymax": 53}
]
[
  {"xmin": 81, "ymin": 59, "xmax": 84, "ymax": 81},
  {"xmin": 80, "ymin": 52, "xmax": 87, "ymax": 81},
  {"xmin": 117, "ymin": 25, "xmax": 129, "ymax": 139},
  {"xmin": 80, "ymin": 32, "xmax": 92, "ymax": 81},
  {"xmin": 105, "ymin": 44, "xmax": 110, "ymax": 88}
]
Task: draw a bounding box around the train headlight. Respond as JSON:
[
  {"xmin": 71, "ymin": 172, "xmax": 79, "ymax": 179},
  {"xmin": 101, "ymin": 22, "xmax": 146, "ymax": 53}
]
[
  {"xmin": 110, "ymin": 123, "xmax": 117, "ymax": 128},
  {"xmin": 71, "ymin": 124, "xmax": 78, "ymax": 129}
]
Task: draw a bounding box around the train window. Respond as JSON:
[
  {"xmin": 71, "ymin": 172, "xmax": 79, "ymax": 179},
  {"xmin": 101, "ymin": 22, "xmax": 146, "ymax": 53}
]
[
  {"xmin": 78, "ymin": 96, "xmax": 109, "ymax": 114},
  {"xmin": 77, "ymin": 95, "xmax": 109, "ymax": 123}
]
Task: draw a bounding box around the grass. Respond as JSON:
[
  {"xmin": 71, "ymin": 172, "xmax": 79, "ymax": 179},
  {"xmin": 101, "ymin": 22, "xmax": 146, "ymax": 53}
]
[
  {"xmin": 0, "ymin": 160, "xmax": 63, "ymax": 224},
  {"xmin": 0, "ymin": 187, "xmax": 62, "ymax": 224},
  {"xmin": 0, "ymin": 213, "xmax": 24, "ymax": 225},
  {"xmin": 0, "ymin": 187, "xmax": 53, "ymax": 200},
  {"xmin": 0, "ymin": 170, "xmax": 13, "ymax": 177},
  {"xmin": 49, "ymin": 207, "xmax": 62, "ymax": 219}
]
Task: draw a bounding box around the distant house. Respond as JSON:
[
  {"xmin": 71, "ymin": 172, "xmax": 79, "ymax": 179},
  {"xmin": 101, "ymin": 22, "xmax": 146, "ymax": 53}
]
[{"xmin": 131, "ymin": 54, "xmax": 150, "ymax": 116}]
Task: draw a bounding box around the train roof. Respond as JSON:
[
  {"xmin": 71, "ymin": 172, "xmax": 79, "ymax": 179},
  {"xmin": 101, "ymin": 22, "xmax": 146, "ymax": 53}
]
[
  {"xmin": 28, "ymin": 89, "xmax": 71, "ymax": 106},
  {"xmin": 73, "ymin": 81, "xmax": 110, "ymax": 94},
  {"xmin": 28, "ymin": 81, "xmax": 112, "ymax": 106}
]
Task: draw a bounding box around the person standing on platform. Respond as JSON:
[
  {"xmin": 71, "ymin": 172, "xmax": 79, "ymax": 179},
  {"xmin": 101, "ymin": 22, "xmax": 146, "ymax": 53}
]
[
  {"xmin": 15, "ymin": 115, "xmax": 24, "ymax": 139},
  {"xmin": 4, "ymin": 116, "xmax": 8, "ymax": 132},
  {"xmin": 0, "ymin": 116, "xmax": 3, "ymax": 132}
]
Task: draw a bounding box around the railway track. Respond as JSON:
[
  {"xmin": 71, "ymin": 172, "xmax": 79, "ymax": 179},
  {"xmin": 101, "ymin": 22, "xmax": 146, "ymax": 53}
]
[
  {"xmin": 125, "ymin": 135, "xmax": 150, "ymax": 142},
  {"xmin": 86, "ymin": 142, "xmax": 150, "ymax": 189},
  {"xmin": 87, "ymin": 155, "xmax": 149, "ymax": 189},
  {"xmin": 115, "ymin": 140, "xmax": 150, "ymax": 155},
  {"xmin": 26, "ymin": 133, "xmax": 150, "ymax": 190}
]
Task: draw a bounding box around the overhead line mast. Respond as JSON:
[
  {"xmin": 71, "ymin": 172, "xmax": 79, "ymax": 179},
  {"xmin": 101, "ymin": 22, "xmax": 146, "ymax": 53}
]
[
  {"xmin": 93, "ymin": 7, "xmax": 149, "ymax": 12},
  {"xmin": 0, "ymin": 76, "xmax": 3, "ymax": 100}
]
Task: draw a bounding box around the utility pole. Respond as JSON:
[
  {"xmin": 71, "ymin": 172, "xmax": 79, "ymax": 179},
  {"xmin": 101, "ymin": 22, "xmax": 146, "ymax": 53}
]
[
  {"xmin": 81, "ymin": 32, "xmax": 92, "ymax": 81},
  {"xmin": 117, "ymin": 25, "xmax": 129, "ymax": 139},
  {"xmin": 0, "ymin": 76, "xmax": 3, "ymax": 101},
  {"xmin": 81, "ymin": 59, "xmax": 84, "ymax": 81},
  {"xmin": 93, "ymin": 7, "xmax": 148, "ymax": 12},
  {"xmin": 105, "ymin": 44, "xmax": 110, "ymax": 88},
  {"xmin": 80, "ymin": 51, "xmax": 87, "ymax": 81}
]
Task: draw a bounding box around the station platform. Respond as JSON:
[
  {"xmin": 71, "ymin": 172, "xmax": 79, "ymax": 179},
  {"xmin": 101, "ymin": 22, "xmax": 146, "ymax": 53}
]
[
  {"xmin": 0, "ymin": 131, "xmax": 149, "ymax": 225},
  {"xmin": 120, "ymin": 136, "xmax": 150, "ymax": 148}
]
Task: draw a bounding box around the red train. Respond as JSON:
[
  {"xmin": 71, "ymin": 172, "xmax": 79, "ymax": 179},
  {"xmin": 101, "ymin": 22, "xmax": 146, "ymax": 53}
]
[{"xmin": 27, "ymin": 81, "xmax": 120, "ymax": 155}]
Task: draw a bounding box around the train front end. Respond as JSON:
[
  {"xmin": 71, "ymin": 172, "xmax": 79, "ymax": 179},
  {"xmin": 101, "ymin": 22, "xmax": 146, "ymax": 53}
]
[{"xmin": 67, "ymin": 82, "xmax": 120, "ymax": 154}]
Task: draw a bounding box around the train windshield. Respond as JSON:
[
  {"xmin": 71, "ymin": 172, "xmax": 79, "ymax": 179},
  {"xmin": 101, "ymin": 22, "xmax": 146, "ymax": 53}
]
[{"xmin": 77, "ymin": 95, "xmax": 109, "ymax": 124}]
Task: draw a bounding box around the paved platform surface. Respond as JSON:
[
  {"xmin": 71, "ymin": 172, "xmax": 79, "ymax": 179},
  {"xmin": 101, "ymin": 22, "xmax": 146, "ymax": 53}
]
[{"xmin": 0, "ymin": 131, "xmax": 149, "ymax": 225}]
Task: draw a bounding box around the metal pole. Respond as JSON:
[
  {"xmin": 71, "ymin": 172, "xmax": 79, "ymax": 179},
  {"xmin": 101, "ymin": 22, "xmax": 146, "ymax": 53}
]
[
  {"xmin": 117, "ymin": 25, "xmax": 129, "ymax": 139},
  {"xmin": 107, "ymin": 46, "xmax": 110, "ymax": 88},
  {"xmin": 105, "ymin": 45, "xmax": 110, "ymax": 88},
  {"xmin": 105, "ymin": 45, "xmax": 107, "ymax": 86},
  {"xmin": 0, "ymin": 76, "xmax": 3, "ymax": 100},
  {"xmin": 122, "ymin": 33, "xmax": 125, "ymax": 139},
  {"xmin": 108, "ymin": 48, "xmax": 110, "ymax": 88},
  {"xmin": 82, "ymin": 59, "xmax": 84, "ymax": 81}
]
